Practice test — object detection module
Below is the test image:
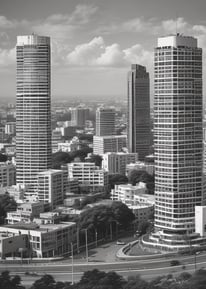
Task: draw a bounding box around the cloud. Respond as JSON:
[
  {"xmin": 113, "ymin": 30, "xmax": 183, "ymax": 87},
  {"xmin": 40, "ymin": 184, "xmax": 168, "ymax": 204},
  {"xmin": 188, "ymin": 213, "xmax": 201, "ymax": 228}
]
[
  {"xmin": 160, "ymin": 17, "xmax": 188, "ymax": 34},
  {"xmin": 33, "ymin": 4, "xmax": 98, "ymax": 41},
  {"xmin": 66, "ymin": 36, "xmax": 152, "ymax": 68},
  {"xmin": 96, "ymin": 16, "xmax": 190, "ymax": 36},
  {"xmin": 0, "ymin": 16, "xmax": 17, "ymax": 29},
  {"xmin": 0, "ymin": 47, "xmax": 15, "ymax": 67}
]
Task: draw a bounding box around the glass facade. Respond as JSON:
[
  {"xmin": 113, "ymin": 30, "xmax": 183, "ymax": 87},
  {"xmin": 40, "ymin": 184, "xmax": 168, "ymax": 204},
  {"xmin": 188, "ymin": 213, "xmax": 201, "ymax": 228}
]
[{"xmin": 127, "ymin": 64, "xmax": 151, "ymax": 161}]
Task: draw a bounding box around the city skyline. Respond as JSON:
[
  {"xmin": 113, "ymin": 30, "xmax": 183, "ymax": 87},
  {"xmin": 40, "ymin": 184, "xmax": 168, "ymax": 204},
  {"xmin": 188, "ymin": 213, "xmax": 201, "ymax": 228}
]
[{"xmin": 1, "ymin": 0, "xmax": 206, "ymax": 100}]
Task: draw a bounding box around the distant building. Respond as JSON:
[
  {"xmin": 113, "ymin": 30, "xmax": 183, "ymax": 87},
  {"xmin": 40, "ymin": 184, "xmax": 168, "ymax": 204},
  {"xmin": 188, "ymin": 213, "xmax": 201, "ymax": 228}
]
[
  {"xmin": 93, "ymin": 135, "xmax": 127, "ymax": 155},
  {"xmin": 102, "ymin": 152, "xmax": 138, "ymax": 175},
  {"xmin": 68, "ymin": 162, "xmax": 108, "ymax": 193},
  {"xmin": 5, "ymin": 122, "xmax": 16, "ymax": 135},
  {"xmin": 96, "ymin": 107, "xmax": 115, "ymax": 136},
  {"xmin": 127, "ymin": 64, "xmax": 151, "ymax": 160},
  {"xmin": 52, "ymin": 130, "xmax": 62, "ymax": 152},
  {"xmin": 70, "ymin": 107, "xmax": 90, "ymax": 127},
  {"xmin": 126, "ymin": 161, "xmax": 154, "ymax": 176},
  {"xmin": 0, "ymin": 162, "xmax": 16, "ymax": 187}
]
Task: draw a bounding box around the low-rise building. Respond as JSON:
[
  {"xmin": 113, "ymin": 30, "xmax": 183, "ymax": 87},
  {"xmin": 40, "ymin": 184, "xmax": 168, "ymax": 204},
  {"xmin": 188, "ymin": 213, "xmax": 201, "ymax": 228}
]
[
  {"xmin": 6, "ymin": 202, "xmax": 45, "ymax": 224},
  {"xmin": 93, "ymin": 135, "xmax": 127, "ymax": 155},
  {"xmin": 102, "ymin": 152, "xmax": 138, "ymax": 175},
  {"xmin": 130, "ymin": 204, "xmax": 154, "ymax": 223},
  {"xmin": 0, "ymin": 221, "xmax": 76, "ymax": 258},
  {"xmin": 68, "ymin": 162, "xmax": 108, "ymax": 193},
  {"xmin": 111, "ymin": 183, "xmax": 147, "ymax": 206},
  {"xmin": 0, "ymin": 232, "xmax": 27, "ymax": 259},
  {"xmin": 126, "ymin": 161, "xmax": 154, "ymax": 176}
]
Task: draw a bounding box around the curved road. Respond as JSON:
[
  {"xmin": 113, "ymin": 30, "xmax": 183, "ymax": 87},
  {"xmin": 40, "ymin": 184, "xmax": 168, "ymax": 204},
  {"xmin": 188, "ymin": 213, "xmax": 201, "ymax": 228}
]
[{"xmin": 1, "ymin": 253, "xmax": 206, "ymax": 286}]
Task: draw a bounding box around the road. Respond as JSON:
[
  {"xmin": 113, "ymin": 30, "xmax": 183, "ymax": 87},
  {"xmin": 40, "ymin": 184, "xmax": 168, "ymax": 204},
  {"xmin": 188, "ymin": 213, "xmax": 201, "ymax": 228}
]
[{"xmin": 1, "ymin": 253, "xmax": 206, "ymax": 287}]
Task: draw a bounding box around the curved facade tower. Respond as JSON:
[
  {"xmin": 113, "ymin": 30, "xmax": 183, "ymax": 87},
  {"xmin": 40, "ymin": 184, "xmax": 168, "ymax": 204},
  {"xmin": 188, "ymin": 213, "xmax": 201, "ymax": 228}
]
[
  {"xmin": 154, "ymin": 35, "xmax": 203, "ymax": 242},
  {"xmin": 16, "ymin": 34, "xmax": 52, "ymax": 191}
]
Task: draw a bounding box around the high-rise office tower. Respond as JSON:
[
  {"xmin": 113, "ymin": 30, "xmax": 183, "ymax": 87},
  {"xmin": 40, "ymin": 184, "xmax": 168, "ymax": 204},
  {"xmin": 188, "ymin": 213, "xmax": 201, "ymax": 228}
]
[
  {"xmin": 154, "ymin": 35, "xmax": 203, "ymax": 241},
  {"xmin": 16, "ymin": 34, "xmax": 52, "ymax": 191},
  {"xmin": 127, "ymin": 64, "xmax": 150, "ymax": 161},
  {"xmin": 96, "ymin": 107, "xmax": 115, "ymax": 136}
]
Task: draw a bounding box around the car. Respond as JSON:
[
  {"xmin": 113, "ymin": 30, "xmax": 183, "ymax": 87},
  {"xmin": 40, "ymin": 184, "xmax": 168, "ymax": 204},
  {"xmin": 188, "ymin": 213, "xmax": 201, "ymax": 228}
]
[
  {"xmin": 170, "ymin": 260, "xmax": 180, "ymax": 266},
  {"xmin": 116, "ymin": 240, "xmax": 125, "ymax": 245}
]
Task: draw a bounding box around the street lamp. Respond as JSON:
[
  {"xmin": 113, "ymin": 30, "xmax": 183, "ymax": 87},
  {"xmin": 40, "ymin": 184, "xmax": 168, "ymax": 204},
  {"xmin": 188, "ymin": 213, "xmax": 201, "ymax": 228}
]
[
  {"xmin": 95, "ymin": 228, "xmax": 98, "ymax": 247},
  {"xmin": 71, "ymin": 242, "xmax": 74, "ymax": 285},
  {"xmin": 84, "ymin": 229, "xmax": 89, "ymax": 262}
]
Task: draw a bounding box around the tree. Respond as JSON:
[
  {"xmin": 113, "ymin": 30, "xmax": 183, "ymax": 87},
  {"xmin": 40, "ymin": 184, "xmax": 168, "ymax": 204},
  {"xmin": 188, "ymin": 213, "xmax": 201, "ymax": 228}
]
[
  {"xmin": 111, "ymin": 202, "xmax": 135, "ymax": 230},
  {"xmin": 137, "ymin": 220, "xmax": 150, "ymax": 236},
  {"xmin": 30, "ymin": 274, "xmax": 68, "ymax": 289},
  {"xmin": 86, "ymin": 154, "xmax": 102, "ymax": 167},
  {"xmin": 124, "ymin": 275, "xmax": 148, "ymax": 289},
  {"xmin": 76, "ymin": 269, "xmax": 125, "ymax": 289},
  {"xmin": 0, "ymin": 193, "xmax": 17, "ymax": 224},
  {"xmin": 77, "ymin": 201, "xmax": 135, "ymax": 242},
  {"xmin": 52, "ymin": 152, "xmax": 72, "ymax": 169},
  {"xmin": 0, "ymin": 153, "xmax": 8, "ymax": 162},
  {"xmin": 0, "ymin": 271, "xmax": 25, "ymax": 289},
  {"xmin": 128, "ymin": 170, "xmax": 154, "ymax": 194},
  {"xmin": 108, "ymin": 174, "xmax": 128, "ymax": 189}
]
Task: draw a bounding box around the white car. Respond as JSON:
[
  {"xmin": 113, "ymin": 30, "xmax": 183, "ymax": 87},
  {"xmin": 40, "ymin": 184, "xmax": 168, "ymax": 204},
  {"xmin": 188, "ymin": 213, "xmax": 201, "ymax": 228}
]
[{"xmin": 116, "ymin": 240, "xmax": 125, "ymax": 245}]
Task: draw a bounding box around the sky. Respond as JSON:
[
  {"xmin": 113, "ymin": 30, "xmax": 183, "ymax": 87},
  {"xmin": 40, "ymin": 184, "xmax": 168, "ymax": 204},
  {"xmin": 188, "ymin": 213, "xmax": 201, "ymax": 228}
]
[{"xmin": 1, "ymin": 0, "xmax": 206, "ymax": 101}]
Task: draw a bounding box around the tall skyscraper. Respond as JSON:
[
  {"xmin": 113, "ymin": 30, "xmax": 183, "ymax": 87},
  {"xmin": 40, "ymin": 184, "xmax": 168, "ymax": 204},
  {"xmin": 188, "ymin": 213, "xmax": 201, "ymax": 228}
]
[
  {"xmin": 127, "ymin": 64, "xmax": 150, "ymax": 161},
  {"xmin": 154, "ymin": 35, "xmax": 203, "ymax": 243},
  {"xmin": 16, "ymin": 34, "xmax": 52, "ymax": 191},
  {"xmin": 96, "ymin": 107, "xmax": 115, "ymax": 136}
]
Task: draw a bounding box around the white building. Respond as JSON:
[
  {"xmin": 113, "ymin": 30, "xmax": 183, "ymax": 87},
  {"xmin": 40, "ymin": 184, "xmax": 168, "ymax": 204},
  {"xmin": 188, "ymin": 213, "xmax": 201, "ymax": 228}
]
[
  {"xmin": 154, "ymin": 35, "xmax": 203, "ymax": 240},
  {"xmin": 111, "ymin": 183, "xmax": 149, "ymax": 206},
  {"xmin": 5, "ymin": 122, "xmax": 16, "ymax": 135},
  {"xmin": 0, "ymin": 162, "xmax": 15, "ymax": 187},
  {"xmin": 195, "ymin": 206, "xmax": 206, "ymax": 237},
  {"xmin": 126, "ymin": 161, "xmax": 154, "ymax": 176},
  {"xmin": 16, "ymin": 34, "xmax": 52, "ymax": 192},
  {"xmin": 102, "ymin": 152, "xmax": 138, "ymax": 175},
  {"xmin": 36, "ymin": 169, "xmax": 64, "ymax": 208},
  {"xmin": 58, "ymin": 137, "xmax": 80, "ymax": 152},
  {"xmin": 68, "ymin": 162, "xmax": 108, "ymax": 193},
  {"xmin": 93, "ymin": 135, "xmax": 127, "ymax": 155}
]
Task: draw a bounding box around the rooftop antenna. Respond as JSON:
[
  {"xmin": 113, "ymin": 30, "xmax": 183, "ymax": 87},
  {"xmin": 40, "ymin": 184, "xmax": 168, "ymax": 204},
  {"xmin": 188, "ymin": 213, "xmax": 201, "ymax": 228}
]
[{"xmin": 175, "ymin": 12, "xmax": 178, "ymax": 35}]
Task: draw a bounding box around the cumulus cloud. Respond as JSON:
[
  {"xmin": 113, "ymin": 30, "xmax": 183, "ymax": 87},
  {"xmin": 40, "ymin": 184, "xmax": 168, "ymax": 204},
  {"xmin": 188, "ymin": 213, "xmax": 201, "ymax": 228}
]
[
  {"xmin": 33, "ymin": 4, "xmax": 98, "ymax": 41},
  {"xmin": 66, "ymin": 36, "xmax": 152, "ymax": 68}
]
